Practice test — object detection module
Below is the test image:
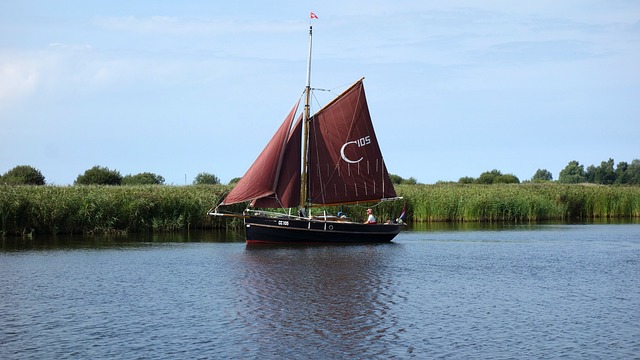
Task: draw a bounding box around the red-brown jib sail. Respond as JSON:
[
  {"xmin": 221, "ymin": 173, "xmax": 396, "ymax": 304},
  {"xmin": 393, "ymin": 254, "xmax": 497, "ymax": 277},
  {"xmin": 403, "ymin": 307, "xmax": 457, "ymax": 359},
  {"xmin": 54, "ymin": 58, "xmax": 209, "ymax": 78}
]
[{"xmin": 220, "ymin": 100, "xmax": 301, "ymax": 208}]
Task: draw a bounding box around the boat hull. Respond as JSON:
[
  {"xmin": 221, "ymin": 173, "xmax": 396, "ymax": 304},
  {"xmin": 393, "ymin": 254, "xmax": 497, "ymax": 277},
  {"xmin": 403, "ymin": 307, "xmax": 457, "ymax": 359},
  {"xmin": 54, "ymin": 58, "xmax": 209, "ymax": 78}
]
[{"xmin": 244, "ymin": 215, "xmax": 401, "ymax": 245}]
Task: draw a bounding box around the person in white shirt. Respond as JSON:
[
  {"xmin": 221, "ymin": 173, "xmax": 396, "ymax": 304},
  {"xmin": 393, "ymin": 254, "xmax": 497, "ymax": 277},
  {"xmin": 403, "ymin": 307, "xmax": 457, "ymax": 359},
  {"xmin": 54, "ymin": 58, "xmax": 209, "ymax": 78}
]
[{"xmin": 364, "ymin": 208, "xmax": 377, "ymax": 224}]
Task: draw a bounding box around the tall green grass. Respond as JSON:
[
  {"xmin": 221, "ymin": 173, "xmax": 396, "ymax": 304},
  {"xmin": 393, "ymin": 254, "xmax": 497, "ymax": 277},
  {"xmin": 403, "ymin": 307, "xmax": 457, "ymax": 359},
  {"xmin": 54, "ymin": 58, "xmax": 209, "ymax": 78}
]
[
  {"xmin": 1, "ymin": 183, "xmax": 639, "ymax": 235},
  {"xmin": 0, "ymin": 185, "xmax": 239, "ymax": 235},
  {"xmin": 396, "ymin": 183, "xmax": 640, "ymax": 222}
]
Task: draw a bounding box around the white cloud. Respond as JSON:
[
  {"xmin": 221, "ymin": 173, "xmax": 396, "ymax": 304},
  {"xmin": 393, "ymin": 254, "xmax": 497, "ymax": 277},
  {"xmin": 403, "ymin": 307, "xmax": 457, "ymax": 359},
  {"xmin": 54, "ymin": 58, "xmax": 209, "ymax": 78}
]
[
  {"xmin": 0, "ymin": 45, "xmax": 137, "ymax": 110},
  {"xmin": 47, "ymin": 43, "xmax": 93, "ymax": 51},
  {"xmin": 0, "ymin": 54, "xmax": 40, "ymax": 109},
  {"xmin": 0, "ymin": 40, "xmax": 289, "ymax": 115},
  {"xmin": 94, "ymin": 15, "xmax": 301, "ymax": 36}
]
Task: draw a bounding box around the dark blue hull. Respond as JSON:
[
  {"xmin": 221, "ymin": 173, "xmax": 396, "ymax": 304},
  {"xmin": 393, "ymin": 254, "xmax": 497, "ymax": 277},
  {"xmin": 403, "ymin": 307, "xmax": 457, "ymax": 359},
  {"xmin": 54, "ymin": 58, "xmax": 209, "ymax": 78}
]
[{"xmin": 244, "ymin": 215, "xmax": 401, "ymax": 244}]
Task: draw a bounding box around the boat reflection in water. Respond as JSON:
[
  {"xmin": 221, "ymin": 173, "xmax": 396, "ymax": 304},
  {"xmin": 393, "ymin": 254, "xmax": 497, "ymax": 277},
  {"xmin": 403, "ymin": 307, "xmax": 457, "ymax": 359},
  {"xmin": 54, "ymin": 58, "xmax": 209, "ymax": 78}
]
[{"xmin": 231, "ymin": 244, "xmax": 406, "ymax": 357}]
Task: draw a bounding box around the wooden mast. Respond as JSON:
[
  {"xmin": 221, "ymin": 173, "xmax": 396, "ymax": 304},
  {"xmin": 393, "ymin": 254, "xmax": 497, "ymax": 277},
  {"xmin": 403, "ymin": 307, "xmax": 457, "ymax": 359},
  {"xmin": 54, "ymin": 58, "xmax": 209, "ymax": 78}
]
[{"xmin": 300, "ymin": 23, "xmax": 313, "ymax": 213}]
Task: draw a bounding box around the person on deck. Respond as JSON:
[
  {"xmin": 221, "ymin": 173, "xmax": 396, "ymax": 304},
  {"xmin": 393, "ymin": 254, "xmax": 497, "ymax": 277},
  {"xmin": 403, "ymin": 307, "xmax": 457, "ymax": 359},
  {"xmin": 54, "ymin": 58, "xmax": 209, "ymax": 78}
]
[{"xmin": 364, "ymin": 208, "xmax": 377, "ymax": 224}]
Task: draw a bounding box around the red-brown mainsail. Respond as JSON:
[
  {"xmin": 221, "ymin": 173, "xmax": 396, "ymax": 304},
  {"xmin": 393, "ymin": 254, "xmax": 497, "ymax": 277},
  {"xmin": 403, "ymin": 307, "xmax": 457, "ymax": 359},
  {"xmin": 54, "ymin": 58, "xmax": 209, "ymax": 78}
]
[{"xmin": 308, "ymin": 79, "xmax": 396, "ymax": 206}]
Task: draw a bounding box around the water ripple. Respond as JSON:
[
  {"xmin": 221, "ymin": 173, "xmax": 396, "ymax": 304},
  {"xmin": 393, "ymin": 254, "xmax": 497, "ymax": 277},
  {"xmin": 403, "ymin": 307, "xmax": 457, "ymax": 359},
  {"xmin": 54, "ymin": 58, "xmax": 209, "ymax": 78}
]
[{"xmin": 1, "ymin": 225, "xmax": 639, "ymax": 358}]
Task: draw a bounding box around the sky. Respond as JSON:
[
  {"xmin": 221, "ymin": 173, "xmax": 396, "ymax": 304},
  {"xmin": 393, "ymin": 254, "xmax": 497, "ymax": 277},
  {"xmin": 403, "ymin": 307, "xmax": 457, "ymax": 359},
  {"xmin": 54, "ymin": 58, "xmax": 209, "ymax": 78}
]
[{"xmin": 1, "ymin": 1, "xmax": 639, "ymax": 185}]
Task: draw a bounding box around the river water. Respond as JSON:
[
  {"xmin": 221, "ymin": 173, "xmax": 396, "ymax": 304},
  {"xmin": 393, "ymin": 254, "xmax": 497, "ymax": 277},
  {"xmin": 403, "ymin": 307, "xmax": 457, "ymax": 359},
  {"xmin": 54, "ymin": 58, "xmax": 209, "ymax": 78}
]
[{"xmin": 1, "ymin": 223, "xmax": 639, "ymax": 359}]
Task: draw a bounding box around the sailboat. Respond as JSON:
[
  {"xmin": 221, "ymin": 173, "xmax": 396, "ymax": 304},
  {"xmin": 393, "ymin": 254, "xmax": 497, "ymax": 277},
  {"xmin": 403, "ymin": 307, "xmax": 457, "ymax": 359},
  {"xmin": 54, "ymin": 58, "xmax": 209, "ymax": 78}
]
[{"xmin": 209, "ymin": 20, "xmax": 402, "ymax": 244}]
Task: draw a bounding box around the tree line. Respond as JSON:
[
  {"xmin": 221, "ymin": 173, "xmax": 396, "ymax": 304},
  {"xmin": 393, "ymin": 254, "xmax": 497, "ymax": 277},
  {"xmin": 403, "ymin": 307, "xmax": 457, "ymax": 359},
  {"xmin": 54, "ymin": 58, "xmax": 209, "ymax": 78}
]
[
  {"xmin": 556, "ymin": 159, "xmax": 640, "ymax": 185},
  {"xmin": 450, "ymin": 158, "xmax": 640, "ymax": 185},
  {"xmin": 2, "ymin": 158, "xmax": 639, "ymax": 186},
  {"xmin": 0, "ymin": 165, "xmax": 221, "ymax": 186},
  {"xmin": 454, "ymin": 158, "xmax": 640, "ymax": 185}
]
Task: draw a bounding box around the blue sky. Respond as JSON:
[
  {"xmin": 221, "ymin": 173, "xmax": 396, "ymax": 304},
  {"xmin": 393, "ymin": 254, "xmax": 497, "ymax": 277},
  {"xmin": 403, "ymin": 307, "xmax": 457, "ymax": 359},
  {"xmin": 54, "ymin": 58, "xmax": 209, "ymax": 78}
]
[{"xmin": 2, "ymin": 1, "xmax": 639, "ymax": 185}]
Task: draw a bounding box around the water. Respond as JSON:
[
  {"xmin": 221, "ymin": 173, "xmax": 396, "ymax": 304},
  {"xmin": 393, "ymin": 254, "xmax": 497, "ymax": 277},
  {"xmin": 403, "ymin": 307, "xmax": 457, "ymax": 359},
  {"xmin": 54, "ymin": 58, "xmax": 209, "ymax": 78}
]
[{"xmin": 1, "ymin": 224, "xmax": 639, "ymax": 359}]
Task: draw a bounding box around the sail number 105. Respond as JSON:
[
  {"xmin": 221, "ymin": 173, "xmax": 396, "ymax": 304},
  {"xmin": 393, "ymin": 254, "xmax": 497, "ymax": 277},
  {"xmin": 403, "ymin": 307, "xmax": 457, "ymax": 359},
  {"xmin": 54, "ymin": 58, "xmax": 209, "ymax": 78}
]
[
  {"xmin": 356, "ymin": 136, "xmax": 371, "ymax": 147},
  {"xmin": 277, "ymin": 220, "xmax": 290, "ymax": 226}
]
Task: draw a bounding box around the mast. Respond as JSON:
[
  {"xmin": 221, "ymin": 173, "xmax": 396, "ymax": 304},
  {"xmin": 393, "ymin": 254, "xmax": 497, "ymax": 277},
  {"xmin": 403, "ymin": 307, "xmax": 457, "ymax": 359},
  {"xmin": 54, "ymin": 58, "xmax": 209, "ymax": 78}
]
[{"xmin": 300, "ymin": 24, "xmax": 313, "ymax": 212}]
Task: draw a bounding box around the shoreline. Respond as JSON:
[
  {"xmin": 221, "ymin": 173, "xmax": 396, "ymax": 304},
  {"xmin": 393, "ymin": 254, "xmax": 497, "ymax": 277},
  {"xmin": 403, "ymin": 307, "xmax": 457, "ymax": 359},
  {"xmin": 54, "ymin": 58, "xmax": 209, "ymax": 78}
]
[{"xmin": 2, "ymin": 183, "xmax": 639, "ymax": 236}]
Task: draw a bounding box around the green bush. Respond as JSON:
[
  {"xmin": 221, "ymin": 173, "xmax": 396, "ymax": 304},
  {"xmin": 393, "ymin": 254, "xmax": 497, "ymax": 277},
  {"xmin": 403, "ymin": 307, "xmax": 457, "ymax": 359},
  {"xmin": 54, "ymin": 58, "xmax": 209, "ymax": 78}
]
[
  {"xmin": 193, "ymin": 172, "xmax": 220, "ymax": 185},
  {"xmin": 75, "ymin": 166, "xmax": 123, "ymax": 185},
  {"xmin": 532, "ymin": 169, "xmax": 553, "ymax": 182},
  {"xmin": 122, "ymin": 172, "xmax": 165, "ymax": 185},
  {"xmin": 1, "ymin": 165, "xmax": 46, "ymax": 185},
  {"xmin": 476, "ymin": 170, "xmax": 520, "ymax": 184}
]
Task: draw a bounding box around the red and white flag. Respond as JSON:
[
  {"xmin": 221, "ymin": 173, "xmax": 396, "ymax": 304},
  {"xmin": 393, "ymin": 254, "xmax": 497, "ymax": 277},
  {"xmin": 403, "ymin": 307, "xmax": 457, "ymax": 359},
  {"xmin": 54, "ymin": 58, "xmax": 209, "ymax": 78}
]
[{"xmin": 310, "ymin": 12, "xmax": 318, "ymax": 19}]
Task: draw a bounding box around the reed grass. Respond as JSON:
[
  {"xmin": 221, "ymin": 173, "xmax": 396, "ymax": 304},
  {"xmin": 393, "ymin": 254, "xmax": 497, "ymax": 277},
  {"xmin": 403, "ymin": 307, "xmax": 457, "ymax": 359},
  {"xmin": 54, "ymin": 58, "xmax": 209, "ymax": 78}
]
[
  {"xmin": 0, "ymin": 185, "xmax": 239, "ymax": 235},
  {"xmin": 1, "ymin": 183, "xmax": 639, "ymax": 235},
  {"xmin": 396, "ymin": 183, "xmax": 640, "ymax": 222}
]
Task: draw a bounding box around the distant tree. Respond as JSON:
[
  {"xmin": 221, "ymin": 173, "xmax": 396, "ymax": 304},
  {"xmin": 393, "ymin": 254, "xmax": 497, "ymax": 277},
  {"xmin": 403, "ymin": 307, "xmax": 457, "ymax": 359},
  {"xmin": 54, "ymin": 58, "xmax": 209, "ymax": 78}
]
[
  {"xmin": 594, "ymin": 158, "xmax": 616, "ymax": 185},
  {"xmin": 532, "ymin": 169, "xmax": 553, "ymax": 182},
  {"xmin": 388, "ymin": 174, "xmax": 417, "ymax": 185},
  {"xmin": 626, "ymin": 159, "xmax": 640, "ymax": 184},
  {"xmin": 585, "ymin": 164, "xmax": 597, "ymax": 183},
  {"xmin": 228, "ymin": 177, "xmax": 241, "ymax": 186},
  {"xmin": 402, "ymin": 177, "xmax": 418, "ymax": 185},
  {"xmin": 614, "ymin": 161, "xmax": 629, "ymax": 185},
  {"xmin": 458, "ymin": 176, "xmax": 475, "ymax": 184},
  {"xmin": 476, "ymin": 170, "xmax": 503, "ymax": 184},
  {"xmin": 389, "ymin": 174, "xmax": 403, "ymax": 185},
  {"xmin": 122, "ymin": 172, "xmax": 165, "ymax": 185},
  {"xmin": 193, "ymin": 172, "xmax": 220, "ymax": 185},
  {"xmin": 495, "ymin": 174, "xmax": 520, "ymax": 184},
  {"xmin": 616, "ymin": 159, "xmax": 640, "ymax": 185},
  {"xmin": 558, "ymin": 161, "xmax": 586, "ymax": 184},
  {"xmin": 1, "ymin": 165, "xmax": 46, "ymax": 185},
  {"xmin": 474, "ymin": 170, "xmax": 520, "ymax": 184},
  {"xmin": 75, "ymin": 166, "xmax": 122, "ymax": 185}
]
